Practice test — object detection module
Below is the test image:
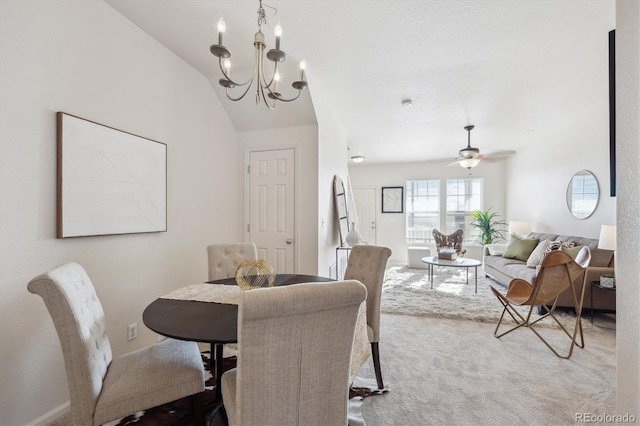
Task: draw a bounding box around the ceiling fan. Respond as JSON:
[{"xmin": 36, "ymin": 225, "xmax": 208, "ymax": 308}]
[{"xmin": 447, "ymin": 125, "xmax": 515, "ymax": 169}]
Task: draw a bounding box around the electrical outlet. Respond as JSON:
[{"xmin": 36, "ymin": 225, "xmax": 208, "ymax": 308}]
[{"xmin": 127, "ymin": 323, "xmax": 138, "ymax": 341}]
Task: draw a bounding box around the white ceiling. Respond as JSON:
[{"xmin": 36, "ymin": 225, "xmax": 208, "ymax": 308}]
[{"xmin": 105, "ymin": 0, "xmax": 615, "ymax": 164}]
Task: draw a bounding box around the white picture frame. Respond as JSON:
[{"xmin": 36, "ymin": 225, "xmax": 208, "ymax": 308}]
[{"xmin": 57, "ymin": 112, "xmax": 167, "ymax": 238}]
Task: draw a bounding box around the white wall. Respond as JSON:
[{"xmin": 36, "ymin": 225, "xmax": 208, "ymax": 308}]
[
  {"xmin": 503, "ymin": 2, "xmax": 616, "ymax": 239},
  {"xmin": 238, "ymin": 125, "xmax": 319, "ymax": 274},
  {"xmin": 505, "ymin": 103, "xmax": 616, "ymax": 238},
  {"xmin": 349, "ymin": 160, "xmax": 507, "ymax": 263},
  {"xmin": 0, "ymin": 2, "xmax": 243, "ymax": 424},
  {"xmin": 615, "ymin": 0, "xmax": 640, "ymax": 417},
  {"xmin": 309, "ymin": 84, "xmax": 350, "ymax": 277}
]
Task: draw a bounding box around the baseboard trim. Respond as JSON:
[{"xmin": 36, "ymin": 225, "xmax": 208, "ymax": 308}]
[{"xmin": 27, "ymin": 401, "xmax": 69, "ymax": 426}]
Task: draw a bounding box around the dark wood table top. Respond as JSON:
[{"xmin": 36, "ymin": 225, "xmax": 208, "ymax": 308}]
[{"xmin": 143, "ymin": 274, "xmax": 334, "ymax": 344}]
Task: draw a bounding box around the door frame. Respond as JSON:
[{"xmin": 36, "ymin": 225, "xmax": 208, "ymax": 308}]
[{"xmin": 244, "ymin": 145, "xmax": 299, "ymax": 273}]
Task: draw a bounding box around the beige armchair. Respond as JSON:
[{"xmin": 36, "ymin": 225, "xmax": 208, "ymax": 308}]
[
  {"xmin": 221, "ymin": 280, "xmax": 367, "ymax": 426},
  {"xmin": 207, "ymin": 242, "xmax": 258, "ymax": 281},
  {"xmin": 27, "ymin": 262, "xmax": 205, "ymax": 425},
  {"xmin": 343, "ymin": 245, "xmax": 392, "ymax": 389}
]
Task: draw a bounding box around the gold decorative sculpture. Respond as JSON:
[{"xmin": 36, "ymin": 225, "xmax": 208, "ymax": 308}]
[{"xmin": 235, "ymin": 259, "xmax": 276, "ymax": 291}]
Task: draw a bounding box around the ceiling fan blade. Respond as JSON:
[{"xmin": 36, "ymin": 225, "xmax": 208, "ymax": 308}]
[
  {"xmin": 445, "ymin": 159, "xmax": 461, "ymax": 167},
  {"xmin": 484, "ymin": 150, "xmax": 516, "ymax": 159}
]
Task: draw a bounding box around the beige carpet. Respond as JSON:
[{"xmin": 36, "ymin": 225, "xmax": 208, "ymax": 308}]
[
  {"xmin": 359, "ymin": 266, "xmax": 618, "ymax": 426},
  {"xmin": 357, "ymin": 314, "xmax": 616, "ymax": 426}
]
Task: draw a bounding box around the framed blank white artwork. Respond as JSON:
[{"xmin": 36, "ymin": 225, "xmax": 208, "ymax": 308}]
[
  {"xmin": 57, "ymin": 112, "xmax": 167, "ymax": 238},
  {"xmin": 381, "ymin": 186, "xmax": 404, "ymax": 213}
]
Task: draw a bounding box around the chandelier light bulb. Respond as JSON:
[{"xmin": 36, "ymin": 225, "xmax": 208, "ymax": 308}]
[
  {"xmin": 274, "ymin": 23, "xmax": 282, "ymax": 49},
  {"xmin": 223, "ymin": 58, "xmax": 231, "ymax": 77},
  {"xmin": 217, "ymin": 17, "xmax": 226, "ymax": 45},
  {"xmin": 273, "ymin": 70, "xmax": 280, "ymax": 91},
  {"xmin": 299, "ymin": 58, "xmax": 307, "ymax": 81}
]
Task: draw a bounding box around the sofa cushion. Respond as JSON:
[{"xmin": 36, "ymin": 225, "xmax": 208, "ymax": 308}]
[
  {"xmin": 504, "ymin": 262, "xmax": 538, "ymax": 284},
  {"xmin": 526, "ymin": 240, "xmax": 550, "ymax": 267},
  {"xmin": 555, "ymin": 235, "xmax": 599, "ymax": 249},
  {"xmin": 528, "ymin": 232, "xmax": 559, "ymax": 242},
  {"xmin": 485, "ymin": 254, "xmax": 525, "ymax": 271},
  {"xmin": 503, "ymin": 234, "xmax": 539, "ymax": 262},
  {"xmin": 486, "ymin": 244, "xmax": 506, "ymax": 256}
]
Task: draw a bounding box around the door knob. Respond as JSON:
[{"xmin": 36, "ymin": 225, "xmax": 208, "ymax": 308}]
[{"xmin": 286, "ymin": 238, "xmax": 294, "ymax": 245}]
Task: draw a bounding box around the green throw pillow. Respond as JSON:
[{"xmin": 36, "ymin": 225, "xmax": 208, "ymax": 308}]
[
  {"xmin": 502, "ymin": 233, "xmax": 540, "ymax": 262},
  {"xmin": 561, "ymin": 245, "xmax": 584, "ymax": 259}
]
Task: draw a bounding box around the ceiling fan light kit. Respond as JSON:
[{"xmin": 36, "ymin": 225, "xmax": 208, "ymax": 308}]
[
  {"xmin": 210, "ymin": 0, "xmax": 308, "ymax": 109},
  {"xmin": 458, "ymin": 124, "xmax": 480, "ymax": 169},
  {"xmin": 458, "ymin": 157, "xmax": 481, "ymax": 169}
]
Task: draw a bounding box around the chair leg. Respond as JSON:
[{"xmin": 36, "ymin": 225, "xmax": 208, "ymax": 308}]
[
  {"xmin": 491, "ymin": 287, "xmax": 527, "ymax": 338},
  {"xmin": 371, "ymin": 342, "xmax": 384, "ymax": 389},
  {"xmin": 190, "ymin": 392, "xmax": 205, "ymax": 426}
]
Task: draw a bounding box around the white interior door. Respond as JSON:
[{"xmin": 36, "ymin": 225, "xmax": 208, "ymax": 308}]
[
  {"xmin": 353, "ymin": 187, "xmax": 376, "ymax": 245},
  {"xmin": 248, "ymin": 149, "xmax": 295, "ymax": 273}
]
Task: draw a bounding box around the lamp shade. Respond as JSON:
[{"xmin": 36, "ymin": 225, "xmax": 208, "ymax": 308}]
[
  {"xmin": 598, "ymin": 225, "xmax": 616, "ymax": 250},
  {"xmin": 508, "ymin": 221, "xmax": 532, "ymax": 237}
]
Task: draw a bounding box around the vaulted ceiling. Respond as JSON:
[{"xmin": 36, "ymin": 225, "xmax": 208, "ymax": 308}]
[{"xmin": 106, "ymin": 0, "xmax": 615, "ymax": 164}]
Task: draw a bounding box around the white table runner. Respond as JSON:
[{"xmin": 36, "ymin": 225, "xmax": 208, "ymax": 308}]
[{"xmin": 160, "ymin": 283, "xmax": 370, "ymax": 379}]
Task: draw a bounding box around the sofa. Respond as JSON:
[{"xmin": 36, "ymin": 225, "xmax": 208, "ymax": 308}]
[{"xmin": 483, "ymin": 232, "xmax": 615, "ymax": 311}]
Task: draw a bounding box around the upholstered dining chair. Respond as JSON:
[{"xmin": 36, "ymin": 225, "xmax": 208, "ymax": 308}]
[
  {"xmin": 27, "ymin": 262, "xmax": 205, "ymax": 426},
  {"xmin": 221, "ymin": 280, "xmax": 367, "ymax": 426},
  {"xmin": 490, "ymin": 248, "xmax": 590, "ymax": 359},
  {"xmin": 207, "ymin": 242, "xmax": 258, "ymax": 281},
  {"xmin": 432, "ymin": 228, "xmax": 467, "ymax": 257},
  {"xmin": 207, "ymin": 242, "xmax": 258, "ymax": 360},
  {"xmin": 343, "ymin": 244, "xmax": 392, "ymax": 390}
]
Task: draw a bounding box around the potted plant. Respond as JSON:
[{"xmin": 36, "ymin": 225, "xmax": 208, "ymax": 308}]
[{"xmin": 470, "ymin": 208, "xmax": 507, "ymax": 245}]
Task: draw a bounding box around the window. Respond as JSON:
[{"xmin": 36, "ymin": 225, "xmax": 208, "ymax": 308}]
[
  {"xmin": 406, "ymin": 178, "xmax": 483, "ymax": 243},
  {"xmin": 405, "ymin": 179, "xmax": 439, "ymax": 242},
  {"xmin": 445, "ymin": 178, "xmax": 482, "ymax": 240}
]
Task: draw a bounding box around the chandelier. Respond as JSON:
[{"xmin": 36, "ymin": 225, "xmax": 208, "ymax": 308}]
[{"xmin": 209, "ymin": 0, "xmax": 308, "ymax": 109}]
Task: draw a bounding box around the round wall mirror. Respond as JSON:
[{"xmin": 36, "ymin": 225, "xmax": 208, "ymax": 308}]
[{"xmin": 566, "ymin": 170, "xmax": 599, "ymax": 219}]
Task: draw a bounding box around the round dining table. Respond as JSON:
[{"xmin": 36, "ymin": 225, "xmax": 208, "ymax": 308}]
[{"xmin": 143, "ymin": 274, "xmax": 334, "ymax": 402}]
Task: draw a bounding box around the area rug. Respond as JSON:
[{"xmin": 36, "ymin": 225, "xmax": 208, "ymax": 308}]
[
  {"xmin": 101, "ymin": 351, "xmax": 381, "ymax": 426},
  {"xmin": 380, "ymin": 265, "xmax": 592, "ymax": 329}
]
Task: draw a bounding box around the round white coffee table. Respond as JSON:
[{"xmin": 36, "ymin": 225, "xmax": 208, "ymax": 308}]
[{"xmin": 421, "ymin": 256, "xmax": 483, "ymax": 293}]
